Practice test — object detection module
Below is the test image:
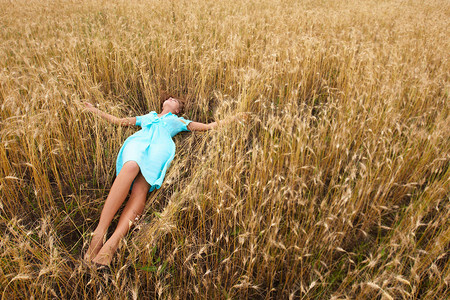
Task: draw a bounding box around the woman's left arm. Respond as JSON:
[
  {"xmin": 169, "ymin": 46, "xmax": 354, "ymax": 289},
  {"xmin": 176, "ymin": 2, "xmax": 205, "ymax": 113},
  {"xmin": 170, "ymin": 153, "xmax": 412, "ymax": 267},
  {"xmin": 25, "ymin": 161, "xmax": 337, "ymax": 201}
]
[{"xmin": 187, "ymin": 112, "xmax": 250, "ymax": 131}]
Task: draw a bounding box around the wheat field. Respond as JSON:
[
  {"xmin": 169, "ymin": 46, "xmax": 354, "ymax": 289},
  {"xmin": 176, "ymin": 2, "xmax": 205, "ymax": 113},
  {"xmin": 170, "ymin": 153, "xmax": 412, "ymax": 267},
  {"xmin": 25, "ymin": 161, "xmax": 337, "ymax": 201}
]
[{"xmin": 0, "ymin": 0, "xmax": 449, "ymax": 298}]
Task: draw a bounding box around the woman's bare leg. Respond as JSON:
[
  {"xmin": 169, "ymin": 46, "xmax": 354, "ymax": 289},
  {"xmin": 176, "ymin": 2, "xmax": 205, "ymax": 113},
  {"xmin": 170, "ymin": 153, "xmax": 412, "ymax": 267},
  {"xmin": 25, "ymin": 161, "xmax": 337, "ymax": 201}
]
[
  {"xmin": 92, "ymin": 172, "xmax": 150, "ymax": 265},
  {"xmin": 84, "ymin": 161, "xmax": 141, "ymax": 262}
]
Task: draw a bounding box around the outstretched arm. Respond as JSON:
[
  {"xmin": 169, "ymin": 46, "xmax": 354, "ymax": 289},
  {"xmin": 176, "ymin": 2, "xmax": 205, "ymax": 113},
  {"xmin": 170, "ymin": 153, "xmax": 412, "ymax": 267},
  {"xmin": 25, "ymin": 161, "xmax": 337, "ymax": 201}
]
[
  {"xmin": 187, "ymin": 112, "xmax": 249, "ymax": 131},
  {"xmin": 83, "ymin": 102, "xmax": 136, "ymax": 126}
]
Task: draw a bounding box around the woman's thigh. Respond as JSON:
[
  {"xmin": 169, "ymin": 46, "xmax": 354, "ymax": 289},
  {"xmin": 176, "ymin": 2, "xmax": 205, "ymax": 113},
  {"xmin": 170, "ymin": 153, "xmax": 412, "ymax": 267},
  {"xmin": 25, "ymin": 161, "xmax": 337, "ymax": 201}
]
[{"xmin": 130, "ymin": 172, "xmax": 150, "ymax": 197}]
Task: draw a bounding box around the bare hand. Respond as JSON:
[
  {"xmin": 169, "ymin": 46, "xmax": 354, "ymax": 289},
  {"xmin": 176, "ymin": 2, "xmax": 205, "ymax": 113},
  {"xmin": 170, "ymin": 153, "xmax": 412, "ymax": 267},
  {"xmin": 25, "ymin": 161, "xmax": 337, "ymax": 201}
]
[
  {"xmin": 82, "ymin": 101, "xmax": 96, "ymax": 113},
  {"xmin": 237, "ymin": 112, "xmax": 251, "ymax": 122}
]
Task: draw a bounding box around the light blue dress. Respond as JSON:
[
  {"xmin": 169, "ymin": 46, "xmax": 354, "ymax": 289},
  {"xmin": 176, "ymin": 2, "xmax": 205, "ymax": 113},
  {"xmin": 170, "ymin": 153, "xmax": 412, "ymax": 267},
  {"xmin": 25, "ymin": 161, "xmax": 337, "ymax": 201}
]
[{"xmin": 115, "ymin": 111, "xmax": 192, "ymax": 192}]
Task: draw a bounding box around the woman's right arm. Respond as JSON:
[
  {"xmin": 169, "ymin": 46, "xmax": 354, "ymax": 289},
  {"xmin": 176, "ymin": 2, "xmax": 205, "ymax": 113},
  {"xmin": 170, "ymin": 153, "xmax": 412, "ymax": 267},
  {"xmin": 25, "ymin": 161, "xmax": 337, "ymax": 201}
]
[{"xmin": 83, "ymin": 102, "xmax": 136, "ymax": 126}]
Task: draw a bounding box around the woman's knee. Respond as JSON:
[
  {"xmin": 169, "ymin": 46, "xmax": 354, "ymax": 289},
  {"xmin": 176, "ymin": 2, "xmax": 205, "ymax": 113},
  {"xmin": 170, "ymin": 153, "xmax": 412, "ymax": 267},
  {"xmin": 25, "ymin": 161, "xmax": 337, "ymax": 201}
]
[{"xmin": 121, "ymin": 161, "xmax": 140, "ymax": 175}]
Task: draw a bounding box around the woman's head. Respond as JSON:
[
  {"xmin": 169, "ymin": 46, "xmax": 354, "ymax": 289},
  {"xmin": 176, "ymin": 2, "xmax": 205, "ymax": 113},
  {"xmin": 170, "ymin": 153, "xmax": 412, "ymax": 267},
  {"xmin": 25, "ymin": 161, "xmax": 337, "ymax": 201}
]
[
  {"xmin": 162, "ymin": 97, "xmax": 184, "ymax": 114},
  {"xmin": 160, "ymin": 92, "xmax": 186, "ymax": 114}
]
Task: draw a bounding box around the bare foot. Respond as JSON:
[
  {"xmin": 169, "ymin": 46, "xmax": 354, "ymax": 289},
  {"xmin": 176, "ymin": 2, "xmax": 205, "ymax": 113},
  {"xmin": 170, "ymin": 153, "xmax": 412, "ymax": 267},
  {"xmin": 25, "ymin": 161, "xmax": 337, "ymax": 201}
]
[
  {"xmin": 91, "ymin": 235, "xmax": 120, "ymax": 266},
  {"xmin": 84, "ymin": 232, "xmax": 105, "ymax": 262},
  {"xmin": 92, "ymin": 250, "xmax": 113, "ymax": 266}
]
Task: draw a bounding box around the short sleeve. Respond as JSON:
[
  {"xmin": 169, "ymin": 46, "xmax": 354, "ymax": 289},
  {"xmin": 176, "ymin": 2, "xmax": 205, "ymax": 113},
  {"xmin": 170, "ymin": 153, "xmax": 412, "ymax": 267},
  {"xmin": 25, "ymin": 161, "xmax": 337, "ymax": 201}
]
[
  {"xmin": 178, "ymin": 117, "xmax": 192, "ymax": 132},
  {"xmin": 135, "ymin": 112, "xmax": 156, "ymax": 127}
]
